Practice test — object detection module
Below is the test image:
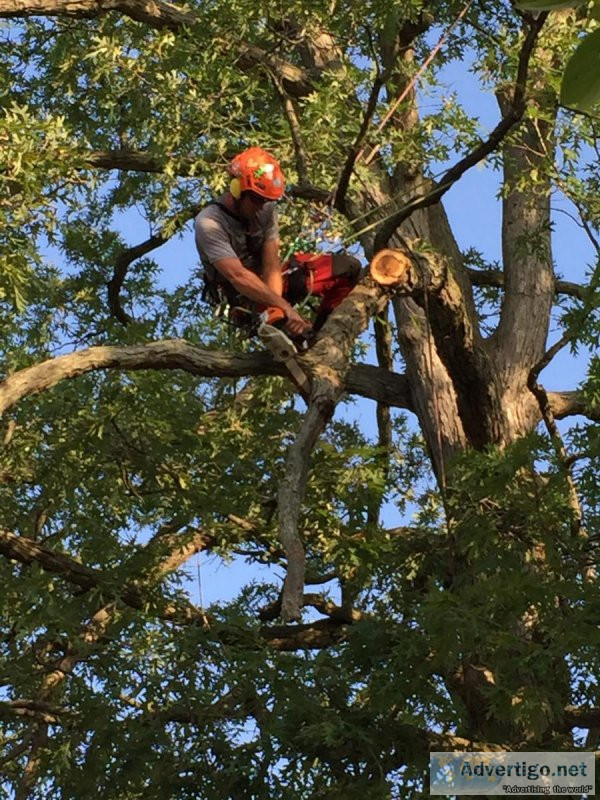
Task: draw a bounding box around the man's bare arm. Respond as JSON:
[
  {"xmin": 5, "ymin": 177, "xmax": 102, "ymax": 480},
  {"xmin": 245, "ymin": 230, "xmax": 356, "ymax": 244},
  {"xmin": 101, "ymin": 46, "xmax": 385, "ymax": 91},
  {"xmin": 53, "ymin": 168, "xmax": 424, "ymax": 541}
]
[
  {"xmin": 261, "ymin": 238, "xmax": 283, "ymax": 296},
  {"xmin": 213, "ymin": 257, "xmax": 310, "ymax": 334}
]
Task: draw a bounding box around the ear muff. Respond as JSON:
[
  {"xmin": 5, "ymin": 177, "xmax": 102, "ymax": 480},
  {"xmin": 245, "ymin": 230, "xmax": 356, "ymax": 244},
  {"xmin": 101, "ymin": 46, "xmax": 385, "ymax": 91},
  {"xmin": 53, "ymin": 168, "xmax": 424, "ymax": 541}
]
[{"xmin": 230, "ymin": 178, "xmax": 242, "ymax": 199}]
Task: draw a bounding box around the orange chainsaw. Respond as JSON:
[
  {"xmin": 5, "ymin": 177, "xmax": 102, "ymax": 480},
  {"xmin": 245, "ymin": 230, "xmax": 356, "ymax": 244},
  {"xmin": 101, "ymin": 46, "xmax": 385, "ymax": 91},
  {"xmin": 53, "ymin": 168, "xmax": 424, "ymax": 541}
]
[{"xmin": 257, "ymin": 308, "xmax": 311, "ymax": 401}]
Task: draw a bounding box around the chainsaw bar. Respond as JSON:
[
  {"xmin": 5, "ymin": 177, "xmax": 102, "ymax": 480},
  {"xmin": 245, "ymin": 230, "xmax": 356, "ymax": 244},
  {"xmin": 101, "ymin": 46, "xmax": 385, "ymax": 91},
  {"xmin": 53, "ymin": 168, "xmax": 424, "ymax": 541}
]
[{"xmin": 257, "ymin": 323, "xmax": 311, "ymax": 400}]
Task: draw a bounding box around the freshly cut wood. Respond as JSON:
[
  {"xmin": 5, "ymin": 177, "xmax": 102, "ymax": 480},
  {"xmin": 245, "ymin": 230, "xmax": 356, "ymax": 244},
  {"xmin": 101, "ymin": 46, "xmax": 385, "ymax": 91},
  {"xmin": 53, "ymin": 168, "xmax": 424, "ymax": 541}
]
[{"xmin": 370, "ymin": 249, "xmax": 412, "ymax": 286}]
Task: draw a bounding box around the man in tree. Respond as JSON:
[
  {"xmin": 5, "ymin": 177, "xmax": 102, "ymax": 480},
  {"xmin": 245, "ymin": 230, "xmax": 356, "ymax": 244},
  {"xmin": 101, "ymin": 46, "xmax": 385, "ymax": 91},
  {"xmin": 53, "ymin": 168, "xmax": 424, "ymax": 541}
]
[{"xmin": 195, "ymin": 146, "xmax": 361, "ymax": 340}]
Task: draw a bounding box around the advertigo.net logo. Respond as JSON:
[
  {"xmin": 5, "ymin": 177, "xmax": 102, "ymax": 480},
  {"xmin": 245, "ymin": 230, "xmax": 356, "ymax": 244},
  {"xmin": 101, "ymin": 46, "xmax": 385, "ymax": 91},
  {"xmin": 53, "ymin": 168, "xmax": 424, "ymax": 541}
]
[{"xmin": 430, "ymin": 751, "xmax": 595, "ymax": 796}]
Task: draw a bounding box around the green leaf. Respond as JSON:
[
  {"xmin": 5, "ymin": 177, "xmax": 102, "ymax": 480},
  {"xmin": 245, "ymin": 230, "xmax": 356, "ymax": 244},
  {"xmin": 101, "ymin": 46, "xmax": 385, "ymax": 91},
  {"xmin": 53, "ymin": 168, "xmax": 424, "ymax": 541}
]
[
  {"xmin": 515, "ymin": 0, "xmax": 584, "ymax": 8},
  {"xmin": 560, "ymin": 29, "xmax": 600, "ymax": 111},
  {"xmin": 591, "ymin": 0, "xmax": 600, "ymax": 20}
]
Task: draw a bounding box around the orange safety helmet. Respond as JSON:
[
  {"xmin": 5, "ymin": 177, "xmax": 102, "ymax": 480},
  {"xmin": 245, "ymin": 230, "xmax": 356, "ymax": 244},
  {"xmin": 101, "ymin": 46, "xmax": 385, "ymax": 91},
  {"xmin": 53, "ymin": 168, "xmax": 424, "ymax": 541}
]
[{"xmin": 229, "ymin": 147, "xmax": 285, "ymax": 201}]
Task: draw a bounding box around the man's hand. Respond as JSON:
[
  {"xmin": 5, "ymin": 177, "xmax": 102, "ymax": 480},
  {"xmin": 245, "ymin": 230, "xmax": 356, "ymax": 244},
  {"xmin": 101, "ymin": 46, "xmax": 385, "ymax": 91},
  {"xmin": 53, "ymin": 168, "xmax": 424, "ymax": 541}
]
[{"xmin": 283, "ymin": 305, "xmax": 312, "ymax": 336}]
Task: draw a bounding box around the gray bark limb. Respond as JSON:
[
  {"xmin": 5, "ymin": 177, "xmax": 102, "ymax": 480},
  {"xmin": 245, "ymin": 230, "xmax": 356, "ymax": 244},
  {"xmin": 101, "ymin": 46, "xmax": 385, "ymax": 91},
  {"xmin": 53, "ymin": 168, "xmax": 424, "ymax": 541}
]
[
  {"xmin": 277, "ymin": 282, "xmax": 389, "ymax": 620},
  {"xmin": 0, "ymin": 0, "xmax": 195, "ymax": 28},
  {"xmin": 278, "ymin": 404, "xmax": 328, "ymax": 622},
  {"xmin": 494, "ymin": 108, "xmax": 556, "ymax": 384},
  {"xmin": 0, "ymin": 340, "xmax": 414, "ymax": 416}
]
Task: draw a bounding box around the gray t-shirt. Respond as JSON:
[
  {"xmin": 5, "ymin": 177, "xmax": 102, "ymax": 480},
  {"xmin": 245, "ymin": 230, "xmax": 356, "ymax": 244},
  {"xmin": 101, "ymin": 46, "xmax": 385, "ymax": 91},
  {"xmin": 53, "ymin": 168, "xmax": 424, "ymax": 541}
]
[{"xmin": 194, "ymin": 195, "xmax": 279, "ymax": 276}]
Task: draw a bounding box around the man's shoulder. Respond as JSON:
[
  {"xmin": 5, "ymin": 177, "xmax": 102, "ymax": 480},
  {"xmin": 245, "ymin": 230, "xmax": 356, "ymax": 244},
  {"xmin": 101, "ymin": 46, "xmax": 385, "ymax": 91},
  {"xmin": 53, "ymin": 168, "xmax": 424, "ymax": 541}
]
[
  {"xmin": 195, "ymin": 199, "xmax": 234, "ymax": 240},
  {"xmin": 196, "ymin": 197, "xmax": 228, "ymax": 223}
]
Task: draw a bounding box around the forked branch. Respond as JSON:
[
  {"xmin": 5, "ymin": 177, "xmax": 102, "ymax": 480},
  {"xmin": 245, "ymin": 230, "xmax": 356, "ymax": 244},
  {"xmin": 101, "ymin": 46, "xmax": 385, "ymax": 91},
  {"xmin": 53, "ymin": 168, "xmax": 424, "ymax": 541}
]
[
  {"xmin": 277, "ymin": 280, "xmax": 389, "ymax": 620},
  {"xmin": 108, "ymin": 205, "xmax": 200, "ymax": 324}
]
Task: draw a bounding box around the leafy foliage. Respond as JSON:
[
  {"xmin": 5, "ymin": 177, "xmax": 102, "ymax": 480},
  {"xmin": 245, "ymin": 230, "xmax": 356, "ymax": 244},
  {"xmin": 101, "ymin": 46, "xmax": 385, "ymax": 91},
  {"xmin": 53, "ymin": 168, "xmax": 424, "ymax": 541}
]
[{"xmin": 517, "ymin": 0, "xmax": 600, "ymax": 111}]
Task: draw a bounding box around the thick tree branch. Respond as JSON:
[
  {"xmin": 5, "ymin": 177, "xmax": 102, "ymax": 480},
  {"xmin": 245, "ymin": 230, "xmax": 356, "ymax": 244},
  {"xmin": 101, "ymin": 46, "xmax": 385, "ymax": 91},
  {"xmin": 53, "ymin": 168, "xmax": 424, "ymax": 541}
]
[
  {"xmin": 547, "ymin": 390, "xmax": 599, "ymax": 421},
  {"xmin": 0, "ymin": 0, "xmax": 195, "ymax": 28},
  {"xmin": 85, "ymin": 149, "xmax": 174, "ymax": 174},
  {"xmin": 84, "ymin": 151, "xmax": 332, "ymax": 207},
  {"xmin": 0, "ymin": 340, "xmax": 413, "ymax": 416},
  {"xmin": 0, "ymin": 2, "xmax": 315, "ymax": 98},
  {"xmin": 372, "ymin": 247, "xmax": 506, "ymax": 447},
  {"xmin": 0, "ymin": 528, "xmax": 213, "ymax": 619},
  {"xmin": 373, "ymin": 15, "xmax": 548, "ymax": 252},
  {"xmin": 278, "ymin": 404, "xmax": 330, "ymax": 622},
  {"xmin": 234, "ymin": 41, "xmax": 315, "ymax": 99},
  {"xmin": 467, "ymin": 267, "xmax": 586, "ymax": 301},
  {"xmin": 0, "ymin": 529, "xmax": 367, "ymax": 651},
  {"xmin": 277, "ymin": 281, "xmax": 390, "ymax": 620}
]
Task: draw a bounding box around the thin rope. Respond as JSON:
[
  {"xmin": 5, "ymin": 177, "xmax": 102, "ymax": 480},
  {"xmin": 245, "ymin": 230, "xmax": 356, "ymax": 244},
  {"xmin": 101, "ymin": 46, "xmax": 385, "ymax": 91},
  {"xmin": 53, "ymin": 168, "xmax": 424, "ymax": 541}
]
[{"xmin": 363, "ymin": 0, "xmax": 475, "ymax": 167}]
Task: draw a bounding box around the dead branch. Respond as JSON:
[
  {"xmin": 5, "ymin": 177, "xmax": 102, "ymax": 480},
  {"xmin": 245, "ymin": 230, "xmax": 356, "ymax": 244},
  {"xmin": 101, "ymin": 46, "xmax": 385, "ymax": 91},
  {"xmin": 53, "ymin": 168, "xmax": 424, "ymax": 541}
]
[{"xmin": 277, "ymin": 281, "xmax": 389, "ymax": 621}]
